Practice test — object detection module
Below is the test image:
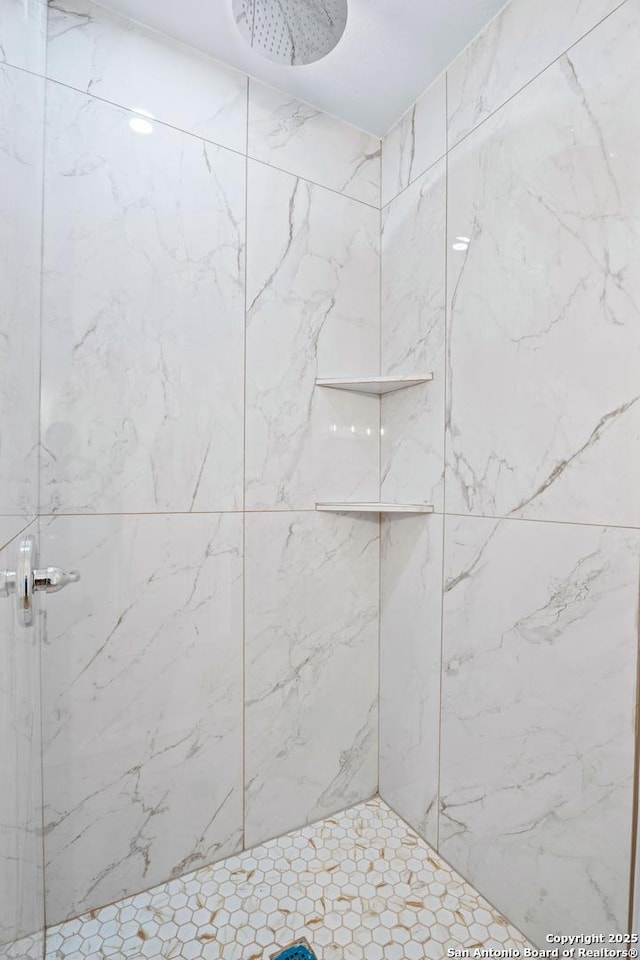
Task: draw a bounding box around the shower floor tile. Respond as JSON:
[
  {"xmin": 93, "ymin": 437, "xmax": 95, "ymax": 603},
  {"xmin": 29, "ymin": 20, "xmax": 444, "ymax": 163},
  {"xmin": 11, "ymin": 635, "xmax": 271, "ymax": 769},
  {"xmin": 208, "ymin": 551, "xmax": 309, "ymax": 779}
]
[
  {"xmin": 44, "ymin": 796, "xmax": 529, "ymax": 959},
  {"xmin": 0, "ymin": 932, "xmax": 43, "ymax": 960}
]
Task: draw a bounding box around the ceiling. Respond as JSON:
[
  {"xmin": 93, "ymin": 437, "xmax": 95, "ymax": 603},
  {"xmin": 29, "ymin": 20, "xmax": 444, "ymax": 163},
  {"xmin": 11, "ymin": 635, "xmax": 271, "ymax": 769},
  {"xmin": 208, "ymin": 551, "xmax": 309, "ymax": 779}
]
[{"xmin": 98, "ymin": 0, "xmax": 508, "ymax": 136}]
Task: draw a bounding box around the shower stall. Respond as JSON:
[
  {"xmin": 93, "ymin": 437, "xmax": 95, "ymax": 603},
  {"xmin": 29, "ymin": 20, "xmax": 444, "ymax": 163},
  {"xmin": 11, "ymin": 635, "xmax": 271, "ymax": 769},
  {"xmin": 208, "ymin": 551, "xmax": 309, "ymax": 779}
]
[{"xmin": 1, "ymin": 0, "xmax": 639, "ymax": 955}]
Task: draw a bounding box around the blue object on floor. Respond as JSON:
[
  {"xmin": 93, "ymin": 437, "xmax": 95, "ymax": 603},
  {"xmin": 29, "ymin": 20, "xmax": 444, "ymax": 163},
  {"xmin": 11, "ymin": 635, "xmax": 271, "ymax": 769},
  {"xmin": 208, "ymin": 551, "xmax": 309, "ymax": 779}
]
[{"xmin": 270, "ymin": 939, "xmax": 318, "ymax": 960}]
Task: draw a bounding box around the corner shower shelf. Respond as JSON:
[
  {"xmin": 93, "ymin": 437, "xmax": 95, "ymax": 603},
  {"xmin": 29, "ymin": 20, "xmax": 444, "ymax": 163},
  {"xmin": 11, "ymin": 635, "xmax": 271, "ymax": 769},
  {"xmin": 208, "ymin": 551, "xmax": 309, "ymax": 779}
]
[
  {"xmin": 315, "ymin": 375, "xmax": 433, "ymax": 396},
  {"xmin": 316, "ymin": 502, "xmax": 434, "ymax": 514}
]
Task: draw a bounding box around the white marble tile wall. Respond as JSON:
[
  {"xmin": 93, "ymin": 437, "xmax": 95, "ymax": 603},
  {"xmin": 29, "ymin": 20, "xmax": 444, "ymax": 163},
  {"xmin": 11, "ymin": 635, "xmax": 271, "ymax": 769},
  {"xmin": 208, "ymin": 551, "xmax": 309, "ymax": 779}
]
[
  {"xmin": 378, "ymin": 0, "xmax": 640, "ymax": 947},
  {"xmin": 248, "ymin": 80, "xmax": 380, "ymax": 206},
  {"xmin": 446, "ymin": 1, "xmax": 640, "ymax": 529},
  {"xmin": 381, "ymin": 0, "xmax": 629, "ymax": 200},
  {"xmin": 446, "ymin": 0, "xmax": 626, "ymax": 148},
  {"xmin": 0, "ymin": 524, "xmax": 44, "ymax": 948},
  {"xmin": 244, "ymin": 511, "xmax": 379, "ymax": 848},
  {"xmin": 440, "ymin": 516, "xmax": 640, "ymax": 940},
  {"xmin": 14, "ymin": 0, "xmax": 636, "ymax": 946},
  {"xmin": 0, "ymin": 62, "xmax": 43, "ymax": 519},
  {"xmin": 379, "ymin": 514, "xmax": 443, "ymax": 847},
  {"xmin": 0, "ymin": 0, "xmax": 46, "ymax": 73},
  {"xmin": 245, "ymin": 159, "xmax": 380, "ymax": 511},
  {"xmin": 41, "ymin": 82, "xmax": 246, "ymax": 515},
  {"xmin": 380, "ymin": 157, "xmax": 446, "ymax": 511},
  {"xmin": 0, "ymin": 518, "xmax": 34, "ymax": 553},
  {"xmin": 46, "ymin": 0, "xmax": 247, "ymax": 152},
  {"xmin": 378, "ymin": 145, "xmax": 447, "ymax": 852},
  {"xmin": 34, "ymin": 0, "xmax": 383, "ymax": 933},
  {"xmin": 381, "ymin": 74, "xmax": 446, "ymax": 206},
  {"xmin": 40, "ymin": 513, "xmax": 244, "ymax": 923}
]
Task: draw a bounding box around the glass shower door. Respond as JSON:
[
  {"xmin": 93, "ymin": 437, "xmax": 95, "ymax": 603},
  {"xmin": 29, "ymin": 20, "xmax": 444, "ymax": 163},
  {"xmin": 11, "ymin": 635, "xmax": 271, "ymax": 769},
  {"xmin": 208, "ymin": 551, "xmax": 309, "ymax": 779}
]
[
  {"xmin": 0, "ymin": 0, "xmax": 47, "ymax": 954},
  {"xmin": 0, "ymin": 535, "xmax": 44, "ymax": 960}
]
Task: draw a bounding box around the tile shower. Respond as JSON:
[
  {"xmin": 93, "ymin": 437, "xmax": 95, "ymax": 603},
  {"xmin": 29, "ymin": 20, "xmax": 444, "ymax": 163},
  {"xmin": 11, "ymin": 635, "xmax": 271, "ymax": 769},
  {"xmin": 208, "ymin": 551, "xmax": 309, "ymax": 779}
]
[{"xmin": 0, "ymin": 0, "xmax": 638, "ymax": 957}]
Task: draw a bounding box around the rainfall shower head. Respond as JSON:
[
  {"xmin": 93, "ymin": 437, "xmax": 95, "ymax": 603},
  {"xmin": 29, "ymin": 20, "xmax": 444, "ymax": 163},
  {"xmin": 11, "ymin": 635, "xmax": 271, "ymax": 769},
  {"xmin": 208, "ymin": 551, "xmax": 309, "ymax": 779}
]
[{"xmin": 232, "ymin": 0, "xmax": 348, "ymax": 66}]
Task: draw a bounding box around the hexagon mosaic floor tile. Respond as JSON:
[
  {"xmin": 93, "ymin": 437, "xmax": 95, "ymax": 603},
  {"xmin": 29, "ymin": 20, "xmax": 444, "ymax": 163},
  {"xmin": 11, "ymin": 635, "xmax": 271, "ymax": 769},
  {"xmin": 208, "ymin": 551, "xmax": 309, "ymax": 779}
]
[{"xmin": 42, "ymin": 797, "xmax": 529, "ymax": 960}]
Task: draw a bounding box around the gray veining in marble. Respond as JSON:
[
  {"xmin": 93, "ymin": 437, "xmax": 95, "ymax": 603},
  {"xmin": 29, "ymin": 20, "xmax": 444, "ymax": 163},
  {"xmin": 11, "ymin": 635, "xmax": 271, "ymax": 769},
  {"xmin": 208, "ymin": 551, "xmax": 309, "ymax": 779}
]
[
  {"xmin": 245, "ymin": 160, "xmax": 380, "ymax": 511},
  {"xmin": 41, "ymin": 513, "xmax": 244, "ymax": 924},
  {"xmin": 245, "ymin": 511, "xmax": 379, "ymax": 847},
  {"xmin": 47, "ymin": 0, "xmax": 247, "ymax": 153},
  {"xmin": 41, "ymin": 83, "xmax": 246, "ymax": 514},
  {"xmin": 0, "ymin": 64, "xmax": 43, "ymax": 519},
  {"xmin": 446, "ymin": 0, "xmax": 625, "ymax": 147},
  {"xmin": 381, "ymin": 157, "xmax": 446, "ymax": 511},
  {"xmin": 379, "ymin": 513, "xmax": 443, "ymax": 847},
  {"xmin": 248, "ymin": 80, "xmax": 380, "ymax": 206},
  {"xmin": 381, "ymin": 74, "xmax": 446, "ymax": 207},
  {"xmin": 440, "ymin": 514, "xmax": 639, "ymax": 942},
  {"xmin": 446, "ymin": 1, "xmax": 640, "ymax": 528}
]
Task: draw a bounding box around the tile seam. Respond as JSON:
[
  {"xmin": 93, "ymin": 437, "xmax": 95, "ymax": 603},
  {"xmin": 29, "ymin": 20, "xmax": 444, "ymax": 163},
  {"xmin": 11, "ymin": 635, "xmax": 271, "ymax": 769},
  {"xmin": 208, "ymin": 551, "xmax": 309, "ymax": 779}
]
[
  {"xmin": 42, "ymin": 75, "xmax": 379, "ymax": 209},
  {"xmin": 380, "ymin": 0, "xmax": 630, "ymax": 209}
]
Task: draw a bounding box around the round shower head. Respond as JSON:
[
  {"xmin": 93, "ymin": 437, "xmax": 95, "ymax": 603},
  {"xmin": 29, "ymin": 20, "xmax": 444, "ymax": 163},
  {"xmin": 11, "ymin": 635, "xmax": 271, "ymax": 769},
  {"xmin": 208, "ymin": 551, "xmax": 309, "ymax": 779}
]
[{"xmin": 232, "ymin": 0, "xmax": 348, "ymax": 66}]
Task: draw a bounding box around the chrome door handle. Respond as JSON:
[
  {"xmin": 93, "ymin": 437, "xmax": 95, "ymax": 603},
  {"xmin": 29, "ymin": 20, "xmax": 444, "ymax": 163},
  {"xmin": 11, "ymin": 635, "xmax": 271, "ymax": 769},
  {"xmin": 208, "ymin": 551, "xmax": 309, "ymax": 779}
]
[
  {"xmin": 33, "ymin": 567, "xmax": 81, "ymax": 593},
  {"xmin": 0, "ymin": 535, "xmax": 80, "ymax": 626}
]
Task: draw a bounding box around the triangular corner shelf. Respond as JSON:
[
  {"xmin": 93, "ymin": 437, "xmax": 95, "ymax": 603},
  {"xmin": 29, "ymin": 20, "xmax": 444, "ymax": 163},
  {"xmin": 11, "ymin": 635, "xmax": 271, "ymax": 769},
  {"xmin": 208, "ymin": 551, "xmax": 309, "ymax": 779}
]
[
  {"xmin": 316, "ymin": 502, "xmax": 434, "ymax": 514},
  {"xmin": 315, "ymin": 375, "xmax": 433, "ymax": 396}
]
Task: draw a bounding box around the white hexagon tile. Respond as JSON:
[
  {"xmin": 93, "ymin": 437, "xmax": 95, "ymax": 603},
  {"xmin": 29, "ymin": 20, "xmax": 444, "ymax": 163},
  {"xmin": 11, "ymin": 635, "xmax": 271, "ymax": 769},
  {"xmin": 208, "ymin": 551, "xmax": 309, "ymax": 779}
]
[
  {"xmin": 0, "ymin": 933, "xmax": 43, "ymax": 960},
  {"xmin": 42, "ymin": 797, "xmax": 529, "ymax": 960}
]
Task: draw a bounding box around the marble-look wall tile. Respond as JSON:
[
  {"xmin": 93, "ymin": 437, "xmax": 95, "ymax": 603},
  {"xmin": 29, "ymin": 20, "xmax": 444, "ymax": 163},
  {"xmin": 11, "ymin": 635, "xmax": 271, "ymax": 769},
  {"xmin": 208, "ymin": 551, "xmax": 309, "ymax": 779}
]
[
  {"xmin": 446, "ymin": 2, "xmax": 640, "ymax": 528},
  {"xmin": 381, "ymin": 159, "xmax": 446, "ymax": 510},
  {"xmin": 0, "ymin": 522, "xmax": 43, "ymax": 946},
  {"xmin": 41, "ymin": 512, "xmax": 244, "ymax": 925},
  {"xmin": 41, "ymin": 83, "xmax": 246, "ymax": 514},
  {"xmin": 245, "ymin": 160, "xmax": 380, "ymax": 511},
  {"xmin": 440, "ymin": 514, "xmax": 639, "ymax": 942},
  {"xmin": 0, "ymin": 0, "xmax": 46, "ymax": 74},
  {"xmin": 245, "ymin": 511, "xmax": 379, "ymax": 847},
  {"xmin": 379, "ymin": 514, "xmax": 443, "ymax": 846},
  {"xmin": 447, "ymin": 0, "xmax": 624, "ymax": 146},
  {"xmin": 0, "ymin": 64, "xmax": 43, "ymax": 518},
  {"xmin": 248, "ymin": 81, "xmax": 380, "ymax": 206},
  {"xmin": 47, "ymin": 0, "xmax": 247, "ymax": 153},
  {"xmin": 381, "ymin": 74, "xmax": 446, "ymax": 206}
]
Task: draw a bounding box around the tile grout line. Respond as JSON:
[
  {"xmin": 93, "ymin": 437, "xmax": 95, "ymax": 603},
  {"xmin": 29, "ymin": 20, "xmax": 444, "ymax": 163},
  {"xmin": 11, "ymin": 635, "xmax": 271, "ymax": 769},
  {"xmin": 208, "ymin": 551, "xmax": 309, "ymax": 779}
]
[
  {"xmin": 37, "ymin": 9, "xmax": 50, "ymax": 951},
  {"xmin": 435, "ymin": 69, "xmax": 450, "ymax": 854},
  {"xmin": 44, "ymin": 794, "xmax": 531, "ymax": 950},
  {"xmin": 444, "ymin": 0, "xmax": 631, "ymax": 155},
  {"xmin": 382, "ymin": 793, "xmax": 533, "ymax": 947},
  {"xmin": 0, "ymin": 55, "xmax": 47, "ymax": 84},
  {"xmin": 380, "ymin": 147, "xmax": 448, "ymax": 212},
  {"xmin": 46, "ymin": 795, "xmax": 379, "ymax": 933},
  {"xmin": 39, "ymin": 73, "xmax": 380, "ymax": 210},
  {"xmin": 377, "ymin": 141, "xmax": 383, "ymax": 797},
  {"xmin": 627, "ymin": 549, "xmax": 640, "ymax": 932},
  {"xmin": 380, "ymin": 0, "xmax": 631, "ymax": 211},
  {"xmin": 0, "ymin": 518, "xmax": 38, "ymax": 554},
  {"xmin": 241, "ymin": 75, "xmax": 249, "ymax": 860},
  {"xmin": 33, "ymin": 508, "xmax": 640, "ymax": 530},
  {"xmin": 75, "ymin": 0, "xmax": 381, "ymax": 142},
  {"xmin": 443, "ymin": 510, "xmax": 640, "ymax": 532}
]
